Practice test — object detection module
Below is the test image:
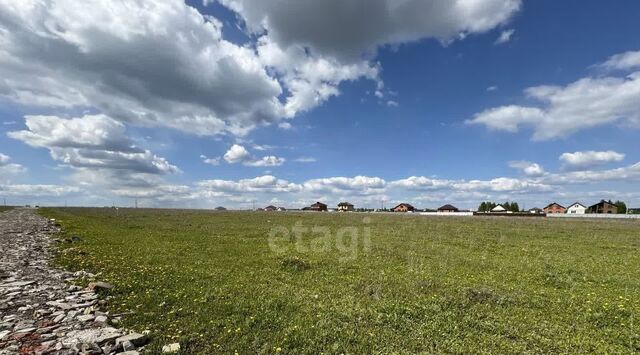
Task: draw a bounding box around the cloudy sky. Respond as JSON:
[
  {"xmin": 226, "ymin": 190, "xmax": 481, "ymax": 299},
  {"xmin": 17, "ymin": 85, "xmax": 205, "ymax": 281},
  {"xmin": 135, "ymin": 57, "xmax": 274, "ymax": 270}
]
[{"xmin": 1, "ymin": 0, "xmax": 639, "ymax": 209}]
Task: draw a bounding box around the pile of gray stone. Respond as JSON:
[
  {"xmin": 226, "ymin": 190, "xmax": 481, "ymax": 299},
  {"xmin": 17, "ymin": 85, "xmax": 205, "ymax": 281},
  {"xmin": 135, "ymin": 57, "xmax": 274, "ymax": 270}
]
[{"xmin": 0, "ymin": 208, "xmax": 172, "ymax": 354}]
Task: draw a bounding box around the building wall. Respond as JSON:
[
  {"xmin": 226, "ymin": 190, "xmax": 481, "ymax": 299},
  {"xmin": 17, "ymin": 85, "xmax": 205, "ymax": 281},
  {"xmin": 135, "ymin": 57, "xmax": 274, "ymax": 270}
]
[
  {"xmin": 548, "ymin": 213, "xmax": 637, "ymax": 219},
  {"xmin": 544, "ymin": 205, "xmax": 566, "ymax": 214},
  {"xmin": 589, "ymin": 203, "xmax": 618, "ymax": 214},
  {"xmin": 566, "ymin": 205, "xmax": 586, "ymax": 214}
]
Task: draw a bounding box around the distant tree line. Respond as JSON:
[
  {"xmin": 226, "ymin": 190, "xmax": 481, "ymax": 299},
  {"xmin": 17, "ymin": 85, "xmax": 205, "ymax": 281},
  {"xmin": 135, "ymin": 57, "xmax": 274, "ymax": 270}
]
[{"xmin": 477, "ymin": 201, "xmax": 520, "ymax": 213}]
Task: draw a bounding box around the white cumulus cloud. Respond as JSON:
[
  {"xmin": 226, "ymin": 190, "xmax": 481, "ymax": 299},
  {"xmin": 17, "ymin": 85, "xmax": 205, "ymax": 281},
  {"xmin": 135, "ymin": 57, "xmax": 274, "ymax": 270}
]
[
  {"xmin": 559, "ymin": 150, "xmax": 625, "ymax": 171},
  {"xmin": 495, "ymin": 29, "xmax": 515, "ymax": 45},
  {"xmin": 509, "ymin": 161, "xmax": 546, "ymax": 177},
  {"xmin": 468, "ymin": 53, "xmax": 640, "ymax": 139},
  {"xmin": 223, "ymin": 144, "xmax": 285, "ymax": 166},
  {"xmin": 0, "ymin": 153, "xmax": 26, "ymax": 177},
  {"xmin": 0, "ymin": 0, "xmax": 285, "ymax": 136},
  {"xmin": 1, "ymin": 0, "xmax": 521, "ymax": 139},
  {"xmin": 0, "ymin": 184, "xmax": 80, "ymax": 197},
  {"xmin": 223, "ymin": 144, "xmax": 251, "ymax": 164},
  {"xmin": 200, "ymin": 155, "xmax": 221, "ymax": 166},
  {"xmin": 217, "ymin": 0, "xmax": 522, "ymax": 60},
  {"xmin": 8, "ymin": 115, "xmax": 179, "ymax": 175},
  {"xmin": 599, "ymin": 50, "xmax": 640, "ymax": 71}
]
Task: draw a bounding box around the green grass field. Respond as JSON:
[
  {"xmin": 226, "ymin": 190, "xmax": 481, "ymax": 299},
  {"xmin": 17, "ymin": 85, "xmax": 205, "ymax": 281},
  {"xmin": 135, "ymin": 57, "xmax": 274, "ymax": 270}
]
[{"xmin": 41, "ymin": 208, "xmax": 640, "ymax": 354}]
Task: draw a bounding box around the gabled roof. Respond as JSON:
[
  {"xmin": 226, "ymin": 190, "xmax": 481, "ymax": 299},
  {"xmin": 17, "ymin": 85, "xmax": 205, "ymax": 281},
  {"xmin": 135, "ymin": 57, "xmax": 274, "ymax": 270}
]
[
  {"xmin": 310, "ymin": 201, "xmax": 327, "ymax": 207},
  {"xmin": 438, "ymin": 204, "xmax": 458, "ymax": 211},
  {"xmin": 338, "ymin": 202, "xmax": 354, "ymax": 206},
  {"xmin": 567, "ymin": 202, "xmax": 586, "ymax": 209},
  {"xmin": 588, "ymin": 200, "xmax": 618, "ymax": 208},
  {"xmin": 544, "ymin": 202, "xmax": 565, "ymax": 209},
  {"xmin": 392, "ymin": 203, "xmax": 415, "ymax": 210},
  {"xmin": 491, "ymin": 204, "xmax": 507, "ymax": 211},
  {"xmin": 264, "ymin": 205, "xmax": 277, "ymax": 210}
]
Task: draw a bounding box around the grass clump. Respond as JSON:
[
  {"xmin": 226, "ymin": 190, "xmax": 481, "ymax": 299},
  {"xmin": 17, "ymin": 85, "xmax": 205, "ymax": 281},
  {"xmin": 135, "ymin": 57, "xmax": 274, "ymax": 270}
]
[{"xmin": 280, "ymin": 256, "xmax": 311, "ymax": 272}]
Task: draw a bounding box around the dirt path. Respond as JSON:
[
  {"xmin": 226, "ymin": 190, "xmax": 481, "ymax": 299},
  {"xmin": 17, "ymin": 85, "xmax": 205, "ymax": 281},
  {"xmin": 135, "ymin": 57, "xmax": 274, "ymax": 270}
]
[{"xmin": 0, "ymin": 208, "xmax": 144, "ymax": 354}]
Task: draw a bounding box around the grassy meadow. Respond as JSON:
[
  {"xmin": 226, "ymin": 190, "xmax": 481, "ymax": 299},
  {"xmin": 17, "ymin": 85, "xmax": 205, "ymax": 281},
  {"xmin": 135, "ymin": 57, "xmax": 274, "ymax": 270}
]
[{"xmin": 41, "ymin": 208, "xmax": 640, "ymax": 354}]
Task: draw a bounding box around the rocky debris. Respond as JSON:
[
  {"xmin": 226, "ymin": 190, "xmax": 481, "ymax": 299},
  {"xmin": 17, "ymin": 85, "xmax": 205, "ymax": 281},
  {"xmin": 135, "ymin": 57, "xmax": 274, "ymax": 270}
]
[
  {"xmin": 87, "ymin": 282, "xmax": 114, "ymax": 292},
  {"xmin": 115, "ymin": 333, "xmax": 147, "ymax": 348},
  {"xmin": 162, "ymin": 343, "xmax": 180, "ymax": 353},
  {"xmin": 0, "ymin": 208, "xmax": 149, "ymax": 354}
]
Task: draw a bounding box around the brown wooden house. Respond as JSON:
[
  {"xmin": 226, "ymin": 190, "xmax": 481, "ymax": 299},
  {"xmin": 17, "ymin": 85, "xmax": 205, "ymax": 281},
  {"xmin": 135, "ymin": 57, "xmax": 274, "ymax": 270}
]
[
  {"xmin": 587, "ymin": 200, "xmax": 618, "ymax": 214},
  {"xmin": 392, "ymin": 203, "xmax": 415, "ymax": 212},
  {"xmin": 543, "ymin": 202, "xmax": 566, "ymax": 214},
  {"xmin": 308, "ymin": 202, "xmax": 328, "ymax": 212}
]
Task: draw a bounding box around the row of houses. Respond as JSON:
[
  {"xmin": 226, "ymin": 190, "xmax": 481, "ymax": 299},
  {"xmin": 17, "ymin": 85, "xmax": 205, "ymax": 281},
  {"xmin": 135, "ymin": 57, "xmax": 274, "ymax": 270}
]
[
  {"xmin": 542, "ymin": 200, "xmax": 620, "ymax": 214},
  {"xmin": 298, "ymin": 202, "xmax": 461, "ymax": 213},
  {"xmin": 256, "ymin": 199, "xmax": 623, "ymax": 215}
]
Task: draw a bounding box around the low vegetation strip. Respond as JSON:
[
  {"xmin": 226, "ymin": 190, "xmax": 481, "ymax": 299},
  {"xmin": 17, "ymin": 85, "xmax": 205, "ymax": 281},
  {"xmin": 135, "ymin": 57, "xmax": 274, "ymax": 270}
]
[{"xmin": 41, "ymin": 208, "xmax": 640, "ymax": 354}]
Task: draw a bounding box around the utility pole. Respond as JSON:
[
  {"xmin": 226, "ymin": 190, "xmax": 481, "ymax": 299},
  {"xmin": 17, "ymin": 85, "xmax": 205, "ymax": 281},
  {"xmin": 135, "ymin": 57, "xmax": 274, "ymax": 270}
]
[{"xmin": 135, "ymin": 199, "xmax": 138, "ymax": 209}]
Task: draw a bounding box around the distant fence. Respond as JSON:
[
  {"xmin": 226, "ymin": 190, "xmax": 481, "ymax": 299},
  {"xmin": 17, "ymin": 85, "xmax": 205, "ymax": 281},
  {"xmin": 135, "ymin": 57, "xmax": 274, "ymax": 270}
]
[
  {"xmin": 547, "ymin": 214, "xmax": 640, "ymax": 219},
  {"xmin": 420, "ymin": 212, "xmax": 474, "ymax": 217},
  {"xmin": 473, "ymin": 212, "xmax": 547, "ymax": 218}
]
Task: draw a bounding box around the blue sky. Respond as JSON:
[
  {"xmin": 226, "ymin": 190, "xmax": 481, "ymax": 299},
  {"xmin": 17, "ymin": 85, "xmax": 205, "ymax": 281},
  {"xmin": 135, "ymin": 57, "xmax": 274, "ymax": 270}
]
[{"xmin": 1, "ymin": 0, "xmax": 639, "ymax": 209}]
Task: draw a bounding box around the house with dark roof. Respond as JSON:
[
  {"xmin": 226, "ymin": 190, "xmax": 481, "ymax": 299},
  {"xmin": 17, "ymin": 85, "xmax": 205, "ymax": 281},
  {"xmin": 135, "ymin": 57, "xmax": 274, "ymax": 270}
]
[
  {"xmin": 528, "ymin": 207, "xmax": 543, "ymax": 214},
  {"xmin": 543, "ymin": 202, "xmax": 566, "ymax": 214},
  {"xmin": 437, "ymin": 204, "xmax": 459, "ymax": 213},
  {"xmin": 337, "ymin": 202, "xmax": 354, "ymax": 212},
  {"xmin": 392, "ymin": 203, "xmax": 415, "ymax": 212},
  {"xmin": 587, "ymin": 200, "xmax": 618, "ymax": 214},
  {"xmin": 308, "ymin": 202, "xmax": 328, "ymax": 212},
  {"xmin": 263, "ymin": 205, "xmax": 278, "ymax": 211}
]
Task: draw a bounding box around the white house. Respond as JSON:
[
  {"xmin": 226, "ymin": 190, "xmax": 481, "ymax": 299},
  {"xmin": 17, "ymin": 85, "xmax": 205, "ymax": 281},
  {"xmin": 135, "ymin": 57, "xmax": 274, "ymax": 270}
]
[
  {"xmin": 566, "ymin": 202, "xmax": 586, "ymax": 214},
  {"xmin": 491, "ymin": 204, "xmax": 507, "ymax": 213}
]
